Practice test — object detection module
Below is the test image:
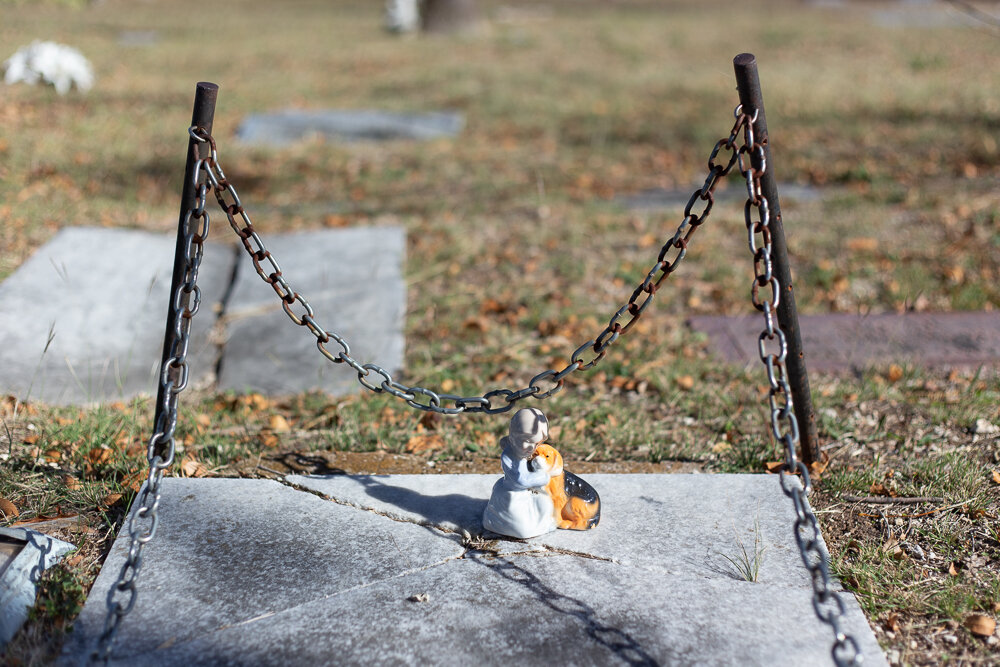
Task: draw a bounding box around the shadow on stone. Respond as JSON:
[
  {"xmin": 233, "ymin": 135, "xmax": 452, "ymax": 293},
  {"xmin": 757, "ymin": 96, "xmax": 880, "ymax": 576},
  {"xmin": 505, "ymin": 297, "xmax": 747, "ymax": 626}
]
[
  {"xmin": 354, "ymin": 475, "xmax": 487, "ymax": 533},
  {"xmin": 472, "ymin": 555, "xmax": 662, "ymax": 667}
]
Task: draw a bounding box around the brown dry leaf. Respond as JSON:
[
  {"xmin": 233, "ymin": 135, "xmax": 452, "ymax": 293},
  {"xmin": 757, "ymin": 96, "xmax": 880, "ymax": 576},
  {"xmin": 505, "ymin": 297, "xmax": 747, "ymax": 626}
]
[
  {"xmin": 269, "ymin": 415, "xmax": 291, "ymax": 433},
  {"xmin": 846, "ymin": 237, "xmax": 878, "ymax": 252},
  {"xmin": 676, "ymin": 375, "xmax": 695, "ymax": 391},
  {"xmin": 180, "ymin": 456, "xmax": 208, "ymax": 478},
  {"xmin": 44, "ymin": 449, "xmax": 62, "ymax": 462},
  {"xmin": 65, "ymin": 553, "xmax": 84, "ymax": 568},
  {"xmin": 764, "ymin": 461, "xmax": 784, "ymax": 474},
  {"xmin": 991, "ymin": 470, "xmax": 1000, "ymax": 485},
  {"xmin": 0, "ymin": 498, "xmax": 19, "ymax": 519},
  {"xmin": 122, "ymin": 469, "xmax": 145, "ymax": 492},
  {"xmin": 884, "ymin": 612, "xmax": 901, "ymax": 633},
  {"xmin": 406, "ymin": 434, "xmax": 445, "ymax": 454},
  {"xmin": 63, "ymin": 475, "xmax": 80, "ymax": 491},
  {"xmin": 260, "ymin": 432, "xmax": 280, "ymax": 448},
  {"xmin": 87, "ymin": 447, "xmax": 112, "ymax": 465},
  {"xmin": 102, "ymin": 493, "xmax": 123, "ymax": 508},
  {"xmin": 948, "ymin": 562, "xmax": 959, "ymax": 577},
  {"xmin": 964, "ymin": 614, "xmax": 995, "ymax": 637},
  {"xmin": 196, "ymin": 413, "xmax": 212, "ymax": 431},
  {"xmin": 887, "ymin": 364, "xmax": 904, "ymax": 383},
  {"xmin": 23, "ymin": 434, "xmax": 38, "ymax": 445}
]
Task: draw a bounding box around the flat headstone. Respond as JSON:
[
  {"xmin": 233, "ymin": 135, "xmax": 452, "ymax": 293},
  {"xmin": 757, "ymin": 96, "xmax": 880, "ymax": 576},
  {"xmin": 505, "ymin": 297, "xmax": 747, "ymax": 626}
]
[
  {"xmin": 236, "ymin": 110, "xmax": 465, "ymax": 146},
  {"xmin": 689, "ymin": 311, "xmax": 1000, "ymax": 373},
  {"xmin": 1, "ymin": 527, "xmax": 75, "ymax": 645},
  {"xmin": 0, "ymin": 228, "xmax": 231, "ymax": 405},
  {"xmin": 63, "ymin": 475, "xmax": 886, "ymax": 665},
  {"xmin": 0, "ymin": 226, "xmax": 405, "ymax": 403},
  {"xmin": 617, "ymin": 183, "xmax": 822, "ymax": 211},
  {"xmin": 218, "ymin": 227, "xmax": 406, "ymax": 395}
]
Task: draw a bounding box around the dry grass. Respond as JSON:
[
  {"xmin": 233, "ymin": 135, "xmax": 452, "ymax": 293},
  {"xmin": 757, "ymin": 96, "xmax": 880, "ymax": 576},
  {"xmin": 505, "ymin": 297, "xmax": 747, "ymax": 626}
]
[{"xmin": 1, "ymin": 0, "xmax": 999, "ymax": 664}]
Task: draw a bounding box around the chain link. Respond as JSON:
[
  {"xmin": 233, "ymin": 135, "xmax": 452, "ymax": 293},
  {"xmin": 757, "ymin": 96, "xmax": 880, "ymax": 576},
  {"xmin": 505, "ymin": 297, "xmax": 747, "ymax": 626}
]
[
  {"xmin": 93, "ymin": 135, "xmax": 211, "ymax": 663},
  {"xmin": 737, "ymin": 105, "xmax": 861, "ymax": 667},
  {"xmin": 189, "ymin": 115, "xmax": 746, "ymax": 415}
]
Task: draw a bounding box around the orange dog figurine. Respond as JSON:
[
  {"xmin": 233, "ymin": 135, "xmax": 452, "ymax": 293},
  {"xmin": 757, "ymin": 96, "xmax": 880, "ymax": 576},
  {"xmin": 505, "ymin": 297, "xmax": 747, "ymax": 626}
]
[{"xmin": 529, "ymin": 444, "xmax": 601, "ymax": 531}]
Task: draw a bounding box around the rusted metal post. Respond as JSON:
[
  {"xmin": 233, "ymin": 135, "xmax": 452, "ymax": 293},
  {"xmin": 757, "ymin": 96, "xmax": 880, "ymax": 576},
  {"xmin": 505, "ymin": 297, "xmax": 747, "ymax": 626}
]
[
  {"xmin": 732, "ymin": 54, "xmax": 820, "ymax": 467},
  {"xmin": 154, "ymin": 82, "xmax": 219, "ymax": 431}
]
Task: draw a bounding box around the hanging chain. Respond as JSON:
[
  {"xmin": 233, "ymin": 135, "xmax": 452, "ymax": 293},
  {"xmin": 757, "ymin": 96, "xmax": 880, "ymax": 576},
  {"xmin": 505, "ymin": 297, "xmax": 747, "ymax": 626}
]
[
  {"xmin": 737, "ymin": 105, "xmax": 862, "ymax": 667},
  {"xmin": 93, "ymin": 140, "xmax": 211, "ymax": 663},
  {"xmin": 188, "ymin": 114, "xmax": 746, "ymax": 415}
]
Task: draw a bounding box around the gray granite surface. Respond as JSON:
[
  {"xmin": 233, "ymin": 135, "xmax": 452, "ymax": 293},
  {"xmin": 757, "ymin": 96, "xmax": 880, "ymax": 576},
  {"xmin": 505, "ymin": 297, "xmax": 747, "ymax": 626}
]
[
  {"xmin": 0, "ymin": 226, "xmax": 405, "ymax": 403},
  {"xmin": 0, "ymin": 228, "xmax": 230, "ymax": 404},
  {"xmin": 63, "ymin": 475, "xmax": 886, "ymax": 666},
  {"xmin": 237, "ymin": 110, "xmax": 465, "ymax": 145}
]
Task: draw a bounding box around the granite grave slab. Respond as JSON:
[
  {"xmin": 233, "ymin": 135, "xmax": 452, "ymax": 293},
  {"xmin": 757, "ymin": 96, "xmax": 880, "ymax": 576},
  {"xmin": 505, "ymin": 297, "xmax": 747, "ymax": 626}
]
[
  {"xmin": 63, "ymin": 475, "xmax": 886, "ymax": 666},
  {"xmin": 218, "ymin": 227, "xmax": 406, "ymax": 395},
  {"xmin": 688, "ymin": 311, "xmax": 1000, "ymax": 373},
  {"xmin": 0, "ymin": 228, "xmax": 231, "ymax": 405},
  {"xmin": 0, "ymin": 226, "xmax": 405, "ymax": 403},
  {"xmin": 237, "ymin": 110, "xmax": 465, "ymax": 146}
]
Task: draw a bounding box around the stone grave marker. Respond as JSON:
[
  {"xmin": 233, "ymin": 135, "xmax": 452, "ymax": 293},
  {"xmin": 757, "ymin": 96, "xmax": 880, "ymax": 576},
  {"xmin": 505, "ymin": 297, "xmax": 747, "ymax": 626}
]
[{"xmin": 236, "ymin": 110, "xmax": 465, "ymax": 146}]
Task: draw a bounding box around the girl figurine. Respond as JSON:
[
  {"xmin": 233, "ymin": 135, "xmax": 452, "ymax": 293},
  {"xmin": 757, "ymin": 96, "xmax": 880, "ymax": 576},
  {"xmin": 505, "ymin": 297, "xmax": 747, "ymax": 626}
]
[{"xmin": 482, "ymin": 408, "xmax": 600, "ymax": 538}]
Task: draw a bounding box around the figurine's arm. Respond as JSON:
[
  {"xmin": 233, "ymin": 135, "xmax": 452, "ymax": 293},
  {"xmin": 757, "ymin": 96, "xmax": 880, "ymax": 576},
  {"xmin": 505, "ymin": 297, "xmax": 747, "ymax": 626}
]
[{"xmin": 503, "ymin": 450, "xmax": 550, "ymax": 489}]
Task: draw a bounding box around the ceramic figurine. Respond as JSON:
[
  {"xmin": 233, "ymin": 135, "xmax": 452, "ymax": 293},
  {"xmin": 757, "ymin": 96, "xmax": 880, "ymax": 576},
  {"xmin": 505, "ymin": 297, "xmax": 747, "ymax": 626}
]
[{"xmin": 482, "ymin": 408, "xmax": 600, "ymax": 538}]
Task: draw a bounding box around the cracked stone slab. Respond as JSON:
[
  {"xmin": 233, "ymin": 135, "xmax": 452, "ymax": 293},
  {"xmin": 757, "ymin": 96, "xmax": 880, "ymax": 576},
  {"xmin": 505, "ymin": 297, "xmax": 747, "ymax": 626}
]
[
  {"xmin": 0, "ymin": 228, "xmax": 231, "ymax": 405},
  {"xmin": 62, "ymin": 478, "xmax": 463, "ymax": 664},
  {"xmin": 218, "ymin": 227, "xmax": 405, "ymax": 395},
  {"xmin": 688, "ymin": 311, "xmax": 1000, "ymax": 373},
  {"xmin": 63, "ymin": 475, "xmax": 884, "ymax": 666},
  {"xmin": 88, "ymin": 556, "xmax": 883, "ymax": 667},
  {"xmin": 289, "ymin": 473, "xmax": 831, "ymax": 586},
  {"xmin": 236, "ymin": 109, "xmax": 465, "ymax": 145}
]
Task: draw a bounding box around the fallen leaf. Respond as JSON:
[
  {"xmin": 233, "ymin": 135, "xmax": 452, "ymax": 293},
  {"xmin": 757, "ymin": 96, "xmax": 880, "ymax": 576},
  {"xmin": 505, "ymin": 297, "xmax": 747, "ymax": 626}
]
[
  {"xmin": 268, "ymin": 415, "xmax": 291, "ymax": 433},
  {"xmin": 992, "ymin": 470, "xmax": 1000, "ymax": 485},
  {"xmin": 65, "ymin": 553, "xmax": 84, "ymax": 568},
  {"xmin": 102, "ymin": 493, "xmax": 123, "ymax": 508},
  {"xmin": 180, "ymin": 456, "xmax": 208, "ymax": 478},
  {"xmin": 676, "ymin": 375, "xmax": 695, "ymax": 391},
  {"xmin": 0, "ymin": 498, "xmax": 19, "ymax": 519},
  {"xmin": 406, "ymin": 434, "xmax": 445, "ymax": 454},
  {"xmin": 964, "ymin": 614, "xmax": 995, "ymax": 637},
  {"xmin": 764, "ymin": 461, "xmax": 784, "ymax": 474},
  {"xmin": 63, "ymin": 475, "xmax": 80, "ymax": 491},
  {"xmin": 87, "ymin": 447, "xmax": 112, "ymax": 465},
  {"xmin": 846, "ymin": 237, "xmax": 878, "ymax": 252},
  {"xmin": 887, "ymin": 364, "xmax": 904, "ymax": 383},
  {"xmin": 884, "ymin": 612, "xmax": 901, "ymax": 633},
  {"xmin": 948, "ymin": 562, "xmax": 959, "ymax": 577},
  {"xmin": 122, "ymin": 469, "xmax": 145, "ymax": 492}
]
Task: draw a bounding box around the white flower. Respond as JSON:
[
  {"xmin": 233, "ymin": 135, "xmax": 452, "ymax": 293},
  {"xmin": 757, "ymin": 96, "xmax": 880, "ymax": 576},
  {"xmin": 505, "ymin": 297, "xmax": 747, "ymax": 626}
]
[{"xmin": 4, "ymin": 41, "xmax": 94, "ymax": 95}]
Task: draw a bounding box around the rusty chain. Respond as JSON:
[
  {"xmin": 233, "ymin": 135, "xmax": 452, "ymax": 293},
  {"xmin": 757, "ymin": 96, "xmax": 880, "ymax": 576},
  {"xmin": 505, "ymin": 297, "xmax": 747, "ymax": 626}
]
[
  {"xmin": 737, "ymin": 106, "xmax": 861, "ymax": 666},
  {"xmin": 188, "ymin": 114, "xmax": 747, "ymax": 415},
  {"xmin": 94, "ymin": 142, "xmax": 211, "ymax": 662},
  {"xmin": 95, "ymin": 104, "xmax": 862, "ymax": 665}
]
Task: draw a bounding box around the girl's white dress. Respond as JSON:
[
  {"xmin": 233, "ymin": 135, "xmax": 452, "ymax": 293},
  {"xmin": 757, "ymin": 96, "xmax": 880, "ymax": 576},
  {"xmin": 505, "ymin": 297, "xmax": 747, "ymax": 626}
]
[{"xmin": 482, "ymin": 436, "xmax": 557, "ymax": 538}]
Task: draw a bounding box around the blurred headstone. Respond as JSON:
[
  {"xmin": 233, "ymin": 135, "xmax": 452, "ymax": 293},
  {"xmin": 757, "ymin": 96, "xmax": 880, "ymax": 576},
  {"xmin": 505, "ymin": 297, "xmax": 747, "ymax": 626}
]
[{"xmin": 237, "ymin": 109, "xmax": 465, "ymax": 146}]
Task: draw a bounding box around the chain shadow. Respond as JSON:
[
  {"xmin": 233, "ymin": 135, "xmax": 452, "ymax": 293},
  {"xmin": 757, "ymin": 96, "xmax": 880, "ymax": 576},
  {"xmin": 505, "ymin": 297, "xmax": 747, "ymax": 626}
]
[{"xmin": 472, "ymin": 555, "xmax": 664, "ymax": 667}]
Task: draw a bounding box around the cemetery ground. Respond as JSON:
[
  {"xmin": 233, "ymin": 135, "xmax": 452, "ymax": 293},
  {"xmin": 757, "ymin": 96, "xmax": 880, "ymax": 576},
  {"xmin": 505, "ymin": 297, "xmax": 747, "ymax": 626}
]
[{"xmin": 1, "ymin": 0, "xmax": 999, "ymax": 664}]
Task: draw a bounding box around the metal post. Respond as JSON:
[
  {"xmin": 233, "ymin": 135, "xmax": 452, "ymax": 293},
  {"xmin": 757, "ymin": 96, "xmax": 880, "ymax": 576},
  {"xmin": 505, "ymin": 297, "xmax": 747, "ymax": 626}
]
[
  {"xmin": 153, "ymin": 82, "xmax": 219, "ymax": 436},
  {"xmin": 732, "ymin": 54, "xmax": 820, "ymax": 467}
]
